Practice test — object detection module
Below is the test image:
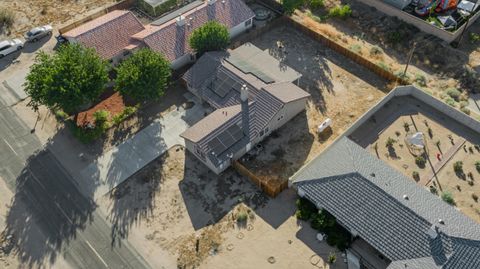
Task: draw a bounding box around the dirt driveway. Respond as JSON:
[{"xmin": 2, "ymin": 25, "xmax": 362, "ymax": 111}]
[
  {"xmin": 241, "ymin": 24, "xmax": 387, "ymax": 182},
  {"xmin": 99, "ymin": 146, "xmax": 346, "ymax": 269}
]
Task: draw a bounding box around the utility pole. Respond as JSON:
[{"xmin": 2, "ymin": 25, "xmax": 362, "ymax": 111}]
[
  {"xmin": 453, "ymin": 0, "xmax": 479, "ymax": 48},
  {"xmin": 401, "ymin": 42, "xmax": 417, "ymax": 83}
]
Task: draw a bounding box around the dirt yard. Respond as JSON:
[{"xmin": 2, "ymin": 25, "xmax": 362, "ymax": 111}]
[
  {"xmin": 0, "ymin": 0, "xmax": 115, "ymax": 39},
  {"xmin": 350, "ymin": 95, "xmax": 480, "ymax": 223},
  {"xmin": 100, "ymin": 146, "xmax": 347, "ymax": 269},
  {"xmin": 241, "ymin": 24, "xmax": 388, "ymax": 185},
  {"xmin": 294, "ymin": 0, "xmax": 480, "ymax": 113}
]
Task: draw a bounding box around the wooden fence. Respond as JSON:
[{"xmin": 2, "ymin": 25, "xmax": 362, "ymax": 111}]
[
  {"xmin": 58, "ymin": 0, "xmax": 136, "ymax": 35},
  {"xmin": 233, "ymin": 14, "xmax": 409, "ymax": 85},
  {"xmin": 232, "ymin": 161, "xmax": 288, "ymax": 198}
]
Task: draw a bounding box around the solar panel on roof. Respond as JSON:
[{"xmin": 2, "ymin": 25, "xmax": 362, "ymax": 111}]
[
  {"xmin": 208, "ymin": 125, "xmax": 245, "ymax": 156},
  {"xmin": 208, "ymin": 138, "xmax": 226, "ymax": 156},
  {"xmin": 227, "ymin": 125, "xmax": 244, "ymax": 141},
  {"xmin": 226, "ymin": 56, "xmax": 275, "ymax": 84}
]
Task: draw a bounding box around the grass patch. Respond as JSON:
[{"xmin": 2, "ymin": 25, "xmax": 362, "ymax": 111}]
[
  {"xmin": 446, "ymin": 88, "xmax": 461, "ymax": 101},
  {"xmin": 111, "ymin": 106, "xmax": 138, "ymax": 126},
  {"xmin": 377, "ymin": 61, "xmax": 391, "ymax": 72},
  {"xmin": 349, "ymin": 44, "xmax": 362, "ymax": 54},
  {"xmin": 328, "ymin": 5, "xmax": 352, "ymax": 19}
]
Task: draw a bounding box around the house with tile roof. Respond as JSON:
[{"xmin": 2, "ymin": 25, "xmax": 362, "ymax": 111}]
[
  {"xmin": 180, "ymin": 43, "xmax": 311, "ymax": 174},
  {"xmin": 132, "ymin": 0, "xmax": 255, "ymax": 69},
  {"xmin": 290, "ymin": 86, "xmax": 480, "ymax": 269},
  {"xmin": 62, "ymin": 10, "xmax": 145, "ymax": 65}
]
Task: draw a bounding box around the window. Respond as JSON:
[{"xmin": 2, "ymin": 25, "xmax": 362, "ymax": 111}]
[
  {"xmin": 245, "ymin": 19, "xmax": 252, "ymax": 27},
  {"xmin": 0, "ymin": 45, "xmax": 11, "ymax": 51}
]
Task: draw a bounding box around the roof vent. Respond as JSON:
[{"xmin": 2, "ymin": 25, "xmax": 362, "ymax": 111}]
[
  {"xmin": 176, "ymin": 14, "xmax": 186, "ymax": 26},
  {"xmin": 221, "ymin": 0, "xmax": 226, "ymax": 3},
  {"xmin": 403, "ymin": 194, "xmax": 409, "ymax": 200},
  {"xmin": 240, "ymin": 84, "xmax": 248, "ymax": 102},
  {"xmin": 438, "ymin": 219, "xmax": 445, "ymax": 225},
  {"xmin": 427, "ymin": 225, "xmax": 438, "ymax": 239},
  {"xmin": 370, "ymin": 173, "xmax": 376, "ymax": 177}
]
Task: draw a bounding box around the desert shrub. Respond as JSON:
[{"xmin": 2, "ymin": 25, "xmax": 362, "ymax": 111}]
[
  {"xmin": 328, "ymin": 252, "xmax": 337, "ymax": 264},
  {"xmin": 412, "ymin": 171, "xmax": 419, "ymax": 180},
  {"xmin": 369, "ymin": 46, "xmax": 383, "ymax": 56},
  {"xmin": 427, "ymin": 127, "xmax": 433, "ymax": 138},
  {"xmin": 386, "ymin": 31, "xmax": 403, "ymax": 44},
  {"xmin": 385, "ymin": 137, "xmax": 396, "ymax": 147},
  {"xmin": 93, "ymin": 110, "xmax": 109, "ymax": 126},
  {"xmin": 415, "ymin": 156, "xmax": 426, "ymax": 167},
  {"xmin": 328, "ymin": 5, "xmax": 352, "ymax": 19},
  {"xmin": 453, "ymin": 161, "xmax": 463, "ymax": 173},
  {"xmin": 309, "ymin": 0, "xmax": 324, "ymax": 9},
  {"xmin": 403, "ymin": 122, "xmax": 410, "ymax": 132},
  {"xmin": 446, "ymin": 88, "xmax": 461, "ymax": 101},
  {"xmin": 295, "ymin": 197, "xmax": 317, "ymax": 221},
  {"xmin": 0, "ymin": 8, "xmax": 14, "ymax": 29},
  {"xmin": 441, "ymin": 191, "xmax": 455, "ymax": 205},
  {"xmin": 395, "ymin": 131, "xmax": 401, "ymax": 136},
  {"xmin": 469, "ymin": 32, "xmax": 480, "ymax": 44},
  {"xmin": 349, "ymin": 44, "xmax": 362, "ymax": 54},
  {"xmin": 461, "ymin": 107, "xmax": 471, "ymax": 115},
  {"xmin": 473, "ymin": 193, "xmax": 478, "ymax": 202},
  {"xmin": 377, "ymin": 61, "xmax": 391, "ymax": 72},
  {"xmin": 445, "ymin": 97, "xmax": 456, "ymax": 107},
  {"xmin": 236, "ymin": 211, "xmax": 248, "ymax": 223},
  {"xmin": 415, "ymin": 74, "xmax": 427, "ymax": 87},
  {"xmin": 475, "ymin": 161, "xmax": 480, "ymax": 173},
  {"xmin": 394, "ymin": 71, "xmax": 411, "ymax": 82},
  {"xmin": 430, "ymin": 185, "xmax": 438, "ymax": 194}
]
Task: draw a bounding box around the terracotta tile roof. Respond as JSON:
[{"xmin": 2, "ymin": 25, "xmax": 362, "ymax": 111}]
[
  {"xmin": 63, "ymin": 10, "xmax": 145, "ymax": 59},
  {"xmin": 132, "ymin": 0, "xmax": 254, "ymax": 62}
]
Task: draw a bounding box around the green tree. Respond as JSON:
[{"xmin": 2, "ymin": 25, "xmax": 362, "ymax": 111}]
[
  {"xmin": 281, "ymin": 0, "xmax": 305, "ymax": 15},
  {"xmin": 24, "ymin": 43, "xmax": 108, "ymax": 114},
  {"xmin": 189, "ymin": 21, "xmax": 229, "ymax": 55},
  {"xmin": 115, "ymin": 48, "xmax": 171, "ymax": 102}
]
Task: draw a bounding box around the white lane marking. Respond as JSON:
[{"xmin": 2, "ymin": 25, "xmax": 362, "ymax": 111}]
[
  {"xmin": 3, "ymin": 138, "xmax": 18, "ymax": 156},
  {"xmin": 27, "ymin": 164, "xmax": 110, "ymax": 269},
  {"xmin": 85, "ymin": 240, "xmax": 109, "ymax": 269}
]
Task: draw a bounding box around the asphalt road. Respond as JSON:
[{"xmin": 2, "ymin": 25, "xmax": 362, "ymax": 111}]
[{"xmin": 0, "ymin": 89, "xmax": 150, "ymax": 268}]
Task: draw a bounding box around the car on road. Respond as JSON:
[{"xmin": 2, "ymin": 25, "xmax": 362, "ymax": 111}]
[
  {"xmin": 0, "ymin": 39, "xmax": 24, "ymax": 58},
  {"xmin": 24, "ymin": 25, "xmax": 53, "ymax": 42}
]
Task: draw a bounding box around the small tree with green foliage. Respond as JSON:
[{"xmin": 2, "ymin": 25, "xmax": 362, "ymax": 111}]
[
  {"xmin": 24, "ymin": 43, "xmax": 109, "ymax": 114},
  {"xmin": 441, "ymin": 191, "xmax": 455, "ymax": 205},
  {"xmin": 115, "ymin": 48, "xmax": 171, "ymax": 102},
  {"xmin": 281, "ymin": 0, "xmax": 305, "ymax": 15},
  {"xmin": 189, "ymin": 21, "xmax": 229, "ymax": 56}
]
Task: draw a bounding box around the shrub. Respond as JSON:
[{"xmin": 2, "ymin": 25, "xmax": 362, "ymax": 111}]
[
  {"xmin": 295, "ymin": 198, "xmax": 317, "ymax": 221},
  {"xmin": 415, "ymin": 156, "xmax": 426, "ymax": 167},
  {"xmin": 189, "ymin": 21, "xmax": 230, "ymax": 55},
  {"xmin": 385, "ymin": 137, "xmax": 396, "ymax": 147},
  {"xmin": 403, "ymin": 122, "xmax": 410, "ymax": 132},
  {"xmin": 446, "ymin": 88, "xmax": 461, "ymax": 101},
  {"xmin": 310, "ymin": 210, "xmax": 336, "ymax": 232},
  {"xmin": 445, "ymin": 97, "xmax": 456, "ymax": 107},
  {"xmin": 427, "ymin": 127, "xmax": 433, "ymax": 138},
  {"xmin": 328, "ymin": 5, "xmax": 352, "ymax": 19},
  {"xmin": 112, "ymin": 106, "xmax": 138, "ymax": 126},
  {"xmin": 377, "ymin": 61, "xmax": 391, "ymax": 72},
  {"xmin": 386, "ymin": 32, "xmax": 403, "ymax": 44},
  {"xmin": 349, "ymin": 44, "xmax": 362, "ymax": 54},
  {"xmin": 309, "ymin": 0, "xmax": 324, "ymax": 9},
  {"xmin": 93, "ymin": 110, "xmax": 109, "ymax": 125},
  {"xmin": 475, "ymin": 161, "xmax": 480, "ymax": 173},
  {"xmin": 412, "ymin": 171, "xmax": 419, "ymax": 180},
  {"xmin": 453, "ymin": 161, "xmax": 463, "ymax": 173},
  {"xmin": 460, "ymin": 107, "xmax": 471, "ymax": 115},
  {"xmin": 236, "ymin": 211, "xmax": 248, "ymax": 223},
  {"xmin": 473, "ymin": 193, "xmax": 478, "ymax": 202},
  {"xmin": 394, "ymin": 71, "xmax": 411, "ymax": 82},
  {"xmin": 369, "ymin": 46, "xmax": 383, "ymax": 56},
  {"xmin": 0, "ymin": 8, "xmax": 14, "ymax": 29},
  {"xmin": 441, "ymin": 191, "xmax": 455, "ymax": 205},
  {"xmin": 469, "ymin": 32, "xmax": 480, "ymax": 44},
  {"xmin": 54, "ymin": 110, "xmax": 69, "ymax": 121},
  {"xmin": 328, "ymin": 252, "xmax": 337, "ymax": 264},
  {"xmin": 415, "ymin": 74, "xmax": 427, "ymax": 87}
]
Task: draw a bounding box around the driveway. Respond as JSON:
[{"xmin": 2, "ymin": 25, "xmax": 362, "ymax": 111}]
[{"xmin": 80, "ymin": 93, "xmax": 205, "ymax": 198}]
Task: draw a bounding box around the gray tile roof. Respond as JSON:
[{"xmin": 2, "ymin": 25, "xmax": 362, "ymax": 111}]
[
  {"xmin": 292, "ymin": 137, "xmax": 480, "ymax": 269},
  {"xmin": 181, "ymin": 44, "xmax": 310, "ymax": 167}
]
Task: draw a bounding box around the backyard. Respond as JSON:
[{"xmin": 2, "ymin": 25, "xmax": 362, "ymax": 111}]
[
  {"xmin": 350, "ymin": 95, "xmax": 480, "ymax": 223},
  {"xmin": 99, "ymin": 146, "xmax": 347, "ymax": 269},
  {"xmin": 240, "ymin": 23, "xmax": 388, "ymax": 189}
]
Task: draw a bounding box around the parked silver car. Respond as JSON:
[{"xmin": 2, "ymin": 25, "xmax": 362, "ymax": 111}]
[
  {"xmin": 0, "ymin": 39, "xmax": 24, "ymax": 58},
  {"xmin": 24, "ymin": 25, "xmax": 53, "ymax": 42}
]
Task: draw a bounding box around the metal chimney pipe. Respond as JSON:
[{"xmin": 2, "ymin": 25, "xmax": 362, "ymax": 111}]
[{"xmin": 240, "ymin": 85, "xmax": 249, "ymax": 138}]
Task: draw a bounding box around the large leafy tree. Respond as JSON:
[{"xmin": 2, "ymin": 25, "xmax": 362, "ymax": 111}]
[
  {"xmin": 189, "ymin": 21, "xmax": 230, "ymax": 55},
  {"xmin": 115, "ymin": 48, "xmax": 171, "ymax": 102},
  {"xmin": 24, "ymin": 43, "xmax": 108, "ymax": 114}
]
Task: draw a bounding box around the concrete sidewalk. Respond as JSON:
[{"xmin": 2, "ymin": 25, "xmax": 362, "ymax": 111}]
[{"xmin": 80, "ymin": 99, "xmax": 204, "ymax": 199}]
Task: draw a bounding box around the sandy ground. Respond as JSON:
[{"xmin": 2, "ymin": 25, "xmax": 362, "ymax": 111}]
[
  {"xmin": 349, "ymin": 95, "xmax": 480, "ymax": 223},
  {"xmin": 241, "ymin": 24, "xmax": 387, "ymax": 183},
  {"xmin": 0, "ymin": 0, "xmax": 115, "ymax": 39},
  {"xmin": 99, "ymin": 147, "xmax": 347, "ymax": 269}
]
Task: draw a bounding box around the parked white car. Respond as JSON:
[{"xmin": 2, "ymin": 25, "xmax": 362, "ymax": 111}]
[
  {"xmin": 0, "ymin": 39, "xmax": 24, "ymax": 58},
  {"xmin": 24, "ymin": 25, "xmax": 53, "ymax": 42}
]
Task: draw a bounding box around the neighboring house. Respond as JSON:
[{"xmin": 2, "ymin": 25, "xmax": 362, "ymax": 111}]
[
  {"xmin": 62, "ymin": 10, "xmax": 145, "ymax": 65},
  {"xmin": 132, "ymin": 0, "xmax": 255, "ymax": 69},
  {"xmin": 356, "ymin": 0, "xmax": 480, "ymax": 43},
  {"xmin": 290, "ymin": 86, "xmax": 480, "ymax": 269},
  {"xmin": 138, "ymin": 0, "xmax": 177, "ymax": 17},
  {"xmin": 180, "ymin": 43, "xmax": 311, "ymax": 174}
]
